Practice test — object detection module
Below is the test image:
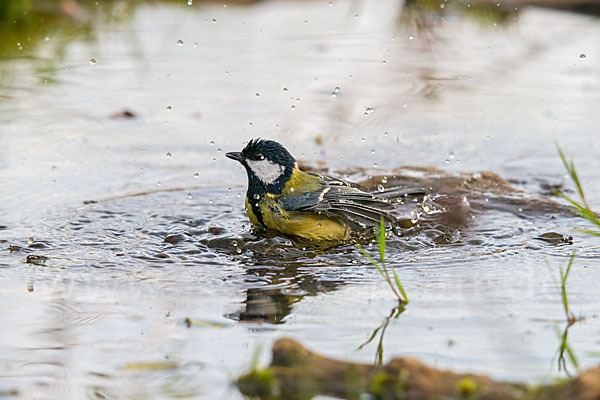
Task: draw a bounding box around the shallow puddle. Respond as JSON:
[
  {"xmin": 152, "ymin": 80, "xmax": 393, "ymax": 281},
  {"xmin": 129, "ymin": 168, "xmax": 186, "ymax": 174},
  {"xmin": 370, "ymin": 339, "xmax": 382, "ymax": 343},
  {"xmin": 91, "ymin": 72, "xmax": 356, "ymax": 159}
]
[{"xmin": 1, "ymin": 0, "xmax": 600, "ymax": 398}]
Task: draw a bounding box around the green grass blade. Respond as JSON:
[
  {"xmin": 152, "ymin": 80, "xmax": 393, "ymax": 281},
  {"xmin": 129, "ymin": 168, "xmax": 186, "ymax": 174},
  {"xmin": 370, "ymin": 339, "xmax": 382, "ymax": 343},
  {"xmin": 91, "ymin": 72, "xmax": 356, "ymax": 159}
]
[
  {"xmin": 357, "ymin": 245, "xmax": 386, "ymax": 279},
  {"xmin": 392, "ymin": 268, "xmax": 409, "ymax": 303},
  {"xmin": 557, "ymin": 145, "xmax": 585, "ymax": 200},
  {"xmin": 377, "ymin": 216, "xmax": 385, "ymax": 265},
  {"xmin": 556, "ymin": 193, "xmax": 600, "ymax": 226},
  {"xmin": 561, "ymin": 290, "xmax": 569, "ymax": 314},
  {"xmin": 563, "ymin": 250, "xmax": 576, "ymax": 284},
  {"xmin": 357, "ymin": 325, "xmax": 383, "ymax": 350},
  {"xmin": 564, "ymin": 343, "xmax": 579, "ymax": 369},
  {"xmin": 574, "ymin": 228, "xmax": 600, "ymax": 236},
  {"xmin": 557, "ymin": 145, "xmax": 569, "ymax": 174},
  {"xmin": 569, "ymin": 161, "xmax": 585, "ymax": 202}
]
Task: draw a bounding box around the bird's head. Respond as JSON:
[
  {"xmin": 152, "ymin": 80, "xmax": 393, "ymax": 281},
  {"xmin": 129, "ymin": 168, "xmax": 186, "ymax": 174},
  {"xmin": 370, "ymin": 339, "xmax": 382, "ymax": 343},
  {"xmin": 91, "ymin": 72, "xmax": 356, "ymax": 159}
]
[{"xmin": 226, "ymin": 139, "xmax": 296, "ymax": 195}]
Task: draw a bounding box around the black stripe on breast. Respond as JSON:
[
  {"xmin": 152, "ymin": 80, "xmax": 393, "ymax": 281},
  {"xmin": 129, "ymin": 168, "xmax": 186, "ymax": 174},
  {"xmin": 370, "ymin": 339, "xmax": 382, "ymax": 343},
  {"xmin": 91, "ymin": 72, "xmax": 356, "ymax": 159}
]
[{"xmin": 248, "ymin": 195, "xmax": 265, "ymax": 227}]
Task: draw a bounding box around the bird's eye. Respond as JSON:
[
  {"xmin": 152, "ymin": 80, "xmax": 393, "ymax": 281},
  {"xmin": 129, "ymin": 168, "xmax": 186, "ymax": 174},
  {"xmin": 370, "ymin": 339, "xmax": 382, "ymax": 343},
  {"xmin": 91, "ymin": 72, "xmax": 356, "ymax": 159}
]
[{"xmin": 257, "ymin": 154, "xmax": 265, "ymax": 160}]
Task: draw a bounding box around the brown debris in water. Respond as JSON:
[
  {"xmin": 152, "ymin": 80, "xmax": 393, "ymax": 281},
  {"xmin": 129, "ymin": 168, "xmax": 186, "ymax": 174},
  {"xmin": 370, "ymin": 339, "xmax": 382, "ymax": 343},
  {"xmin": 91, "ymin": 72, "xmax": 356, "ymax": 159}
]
[
  {"xmin": 110, "ymin": 109, "xmax": 137, "ymax": 119},
  {"xmin": 237, "ymin": 338, "xmax": 600, "ymax": 400}
]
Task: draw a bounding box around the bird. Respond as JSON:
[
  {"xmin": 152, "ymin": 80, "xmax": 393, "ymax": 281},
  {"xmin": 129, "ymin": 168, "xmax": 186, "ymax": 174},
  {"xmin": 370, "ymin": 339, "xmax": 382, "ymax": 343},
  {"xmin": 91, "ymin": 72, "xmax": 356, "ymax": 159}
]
[{"xmin": 226, "ymin": 139, "xmax": 421, "ymax": 244}]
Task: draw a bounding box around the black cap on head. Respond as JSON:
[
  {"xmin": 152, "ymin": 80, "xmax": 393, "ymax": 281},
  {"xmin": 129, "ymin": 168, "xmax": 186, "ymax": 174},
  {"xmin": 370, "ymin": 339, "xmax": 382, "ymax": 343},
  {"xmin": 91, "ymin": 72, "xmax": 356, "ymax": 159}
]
[
  {"xmin": 226, "ymin": 139, "xmax": 296, "ymax": 197},
  {"xmin": 240, "ymin": 139, "xmax": 295, "ymax": 168}
]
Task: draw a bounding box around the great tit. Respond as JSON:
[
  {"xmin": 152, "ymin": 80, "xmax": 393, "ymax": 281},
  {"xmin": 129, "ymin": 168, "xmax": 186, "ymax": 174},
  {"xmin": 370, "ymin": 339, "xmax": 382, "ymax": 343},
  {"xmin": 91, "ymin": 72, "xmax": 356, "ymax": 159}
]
[{"xmin": 226, "ymin": 139, "xmax": 415, "ymax": 243}]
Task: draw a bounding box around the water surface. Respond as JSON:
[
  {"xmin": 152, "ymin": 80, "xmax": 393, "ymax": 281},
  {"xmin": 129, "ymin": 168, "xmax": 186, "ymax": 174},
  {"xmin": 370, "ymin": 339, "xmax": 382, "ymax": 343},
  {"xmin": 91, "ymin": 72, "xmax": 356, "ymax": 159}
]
[{"xmin": 1, "ymin": 0, "xmax": 600, "ymax": 398}]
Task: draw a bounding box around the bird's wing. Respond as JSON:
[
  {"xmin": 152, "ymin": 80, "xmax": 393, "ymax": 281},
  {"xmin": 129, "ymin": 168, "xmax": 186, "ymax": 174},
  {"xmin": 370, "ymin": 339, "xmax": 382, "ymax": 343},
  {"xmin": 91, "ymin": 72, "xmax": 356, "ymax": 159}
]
[
  {"xmin": 282, "ymin": 178, "xmax": 397, "ymax": 229},
  {"xmin": 371, "ymin": 187, "xmax": 426, "ymax": 200},
  {"xmin": 308, "ymin": 172, "xmax": 426, "ymax": 200}
]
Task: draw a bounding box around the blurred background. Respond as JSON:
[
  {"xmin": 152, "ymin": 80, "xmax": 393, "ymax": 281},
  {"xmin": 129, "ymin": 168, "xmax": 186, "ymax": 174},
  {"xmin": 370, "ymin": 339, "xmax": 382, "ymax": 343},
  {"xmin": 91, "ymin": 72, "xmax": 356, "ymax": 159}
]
[{"xmin": 1, "ymin": 0, "xmax": 600, "ymax": 399}]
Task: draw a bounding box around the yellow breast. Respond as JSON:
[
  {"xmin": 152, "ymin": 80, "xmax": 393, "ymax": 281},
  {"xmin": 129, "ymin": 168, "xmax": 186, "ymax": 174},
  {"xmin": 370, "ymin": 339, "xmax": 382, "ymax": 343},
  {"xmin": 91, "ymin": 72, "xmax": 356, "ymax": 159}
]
[
  {"xmin": 260, "ymin": 195, "xmax": 350, "ymax": 242},
  {"xmin": 243, "ymin": 168, "xmax": 350, "ymax": 243}
]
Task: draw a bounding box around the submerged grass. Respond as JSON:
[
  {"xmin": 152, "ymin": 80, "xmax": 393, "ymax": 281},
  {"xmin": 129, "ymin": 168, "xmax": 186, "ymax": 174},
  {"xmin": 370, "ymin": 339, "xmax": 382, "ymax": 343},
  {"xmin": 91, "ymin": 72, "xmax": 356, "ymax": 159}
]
[
  {"xmin": 549, "ymin": 146, "xmax": 600, "ymax": 376},
  {"xmin": 357, "ymin": 217, "xmax": 409, "ymax": 305},
  {"xmin": 357, "ymin": 305, "xmax": 405, "ymax": 365},
  {"xmin": 549, "ymin": 250, "xmax": 581, "ymax": 376},
  {"xmin": 356, "ymin": 218, "xmax": 409, "ymax": 364}
]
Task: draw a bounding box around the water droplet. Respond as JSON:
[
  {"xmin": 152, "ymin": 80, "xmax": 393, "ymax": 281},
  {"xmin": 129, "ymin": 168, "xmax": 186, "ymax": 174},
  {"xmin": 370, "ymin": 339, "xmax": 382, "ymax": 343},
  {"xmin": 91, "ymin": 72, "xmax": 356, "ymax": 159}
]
[
  {"xmin": 166, "ymin": 152, "xmax": 172, "ymax": 158},
  {"xmin": 331, "ymin": 86, "xmax": 340, "ymax": 97},
  {"xmin": 440, "ymin": 3, "xmax": 445, "ymax": 8},
  {"xmin": 371, "ymin": 149, "xmax": 375, "ymax": 154},
  {"xmin": 210, "ymin": 141, "xmax": 215, "ymax": 145},
  {"xmin": 166, "ymin": 105, "xmax": 172, "ymax": 111},
  {"xmin": 283, "ymin": 87, "xmax": 288, "ymax": 92},
  {"xmin": 177, "ymin": 40, "xmax": 184, "ymax": 46},
  {"xmin": 361, "ymin": 137, "xmax": 365, "ymax": 143},
  {"xmin": 289, "ymin": 187, "xmax": 295, "ymax": 193},
  {"xmin": 193, "ymin": 42, "xmax": 198, "ymax": 47},
  {"xmin": 194, "ymin": 172, "xmax": 200, "ymax": 178},
  {"xmin": 304, "ymin": 20, "xmax": 308, "ymax": 24},
  {"xmin": 364, "ymin": 107, "xmax": 374, "ymax": 116},
  {"xmin": 402, "ymin": 104, "xmax": 407, "ymax": 108},
  {"xmin": 409, "ymin": 35, "xmax": 414, "ymax": 40},
  {"xmin": 291, "ymin": 105, "xmax": 296, "ymax": 110},
  {"xmin": 580, "ymin": 54, "xmax": 586, "ymax": 59},
  {"xmin": 187, "ymin": 0, "xmax": 192, "ymax": 4},
  {"xmin": 317, "ymin": 222, "xmax": 323, "ymax": 228},
  {"xmin": 187, "ymin": 193, "xmax": 193, "ymax": 199},
  {"xmin": 373, "ymin": 162, "xmax": 378, "ymax": 168},
  {"xmin": 157, "ymin": 181, "xmax": 162, "ymax": 186},
  {"xmin": 28, "ymin": 237, "xmax": 34, "ymax": 245},
  {"xmin": 44, "ymin": 36, "xmax": 50, "ymax": 41},
  {"xmin": 255, "ymin": 92, "xmax": 260, "ymax": 97},
  {"xmin": 217, "ymin": 148, "xmax": 222, "ymax": 152},
  {"xmin": 212, "ymin": 18, "xmax": 217, "ymax": 23},
  {"xmin": 354, "ymin": 14, "xmax": 359, "ymax": 19},
  {"xmin": 253, "ymin": 193, "xmax": 260, "ymax": 200},
  {"xmin": 209, "ymin": 199, "xmax": 213, "ymax": 204},
  {"xmin": 328, "ymin": 1, "xmax": 332, "ymax": 5},
  {"xmin": 381, "ymin": 177, "xmax": 388, "ymax": 184},
  {"xmin": 89, "ymin": 58, "xmax": 96, "ymax": 65},
  {"xmin": 377, "ymin": 184, "xmax": 384, "ymax": 192}
]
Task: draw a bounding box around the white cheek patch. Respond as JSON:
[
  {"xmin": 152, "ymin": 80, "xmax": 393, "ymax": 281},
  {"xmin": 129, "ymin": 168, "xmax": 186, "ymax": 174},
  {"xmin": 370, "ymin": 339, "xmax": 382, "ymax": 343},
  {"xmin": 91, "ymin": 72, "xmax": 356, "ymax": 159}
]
[{"xmin": 246, "ymin": 159, "xmax": 285, "ymax": 185}]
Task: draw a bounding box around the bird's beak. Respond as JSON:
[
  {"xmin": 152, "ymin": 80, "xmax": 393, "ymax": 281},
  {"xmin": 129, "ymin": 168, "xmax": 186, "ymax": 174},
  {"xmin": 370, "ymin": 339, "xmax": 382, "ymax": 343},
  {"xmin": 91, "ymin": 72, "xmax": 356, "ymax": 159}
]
[{"xmin": 226, "ymin": 152, "xmax": 243, "ymax": 162}]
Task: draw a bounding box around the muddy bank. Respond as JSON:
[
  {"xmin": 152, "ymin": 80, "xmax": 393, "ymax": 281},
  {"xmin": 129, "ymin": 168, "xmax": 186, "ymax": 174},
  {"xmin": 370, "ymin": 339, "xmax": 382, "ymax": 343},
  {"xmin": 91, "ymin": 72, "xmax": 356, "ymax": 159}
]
[{"xmin": 238, "ymin": 338, "xmax": 600, "ymax": 400}]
